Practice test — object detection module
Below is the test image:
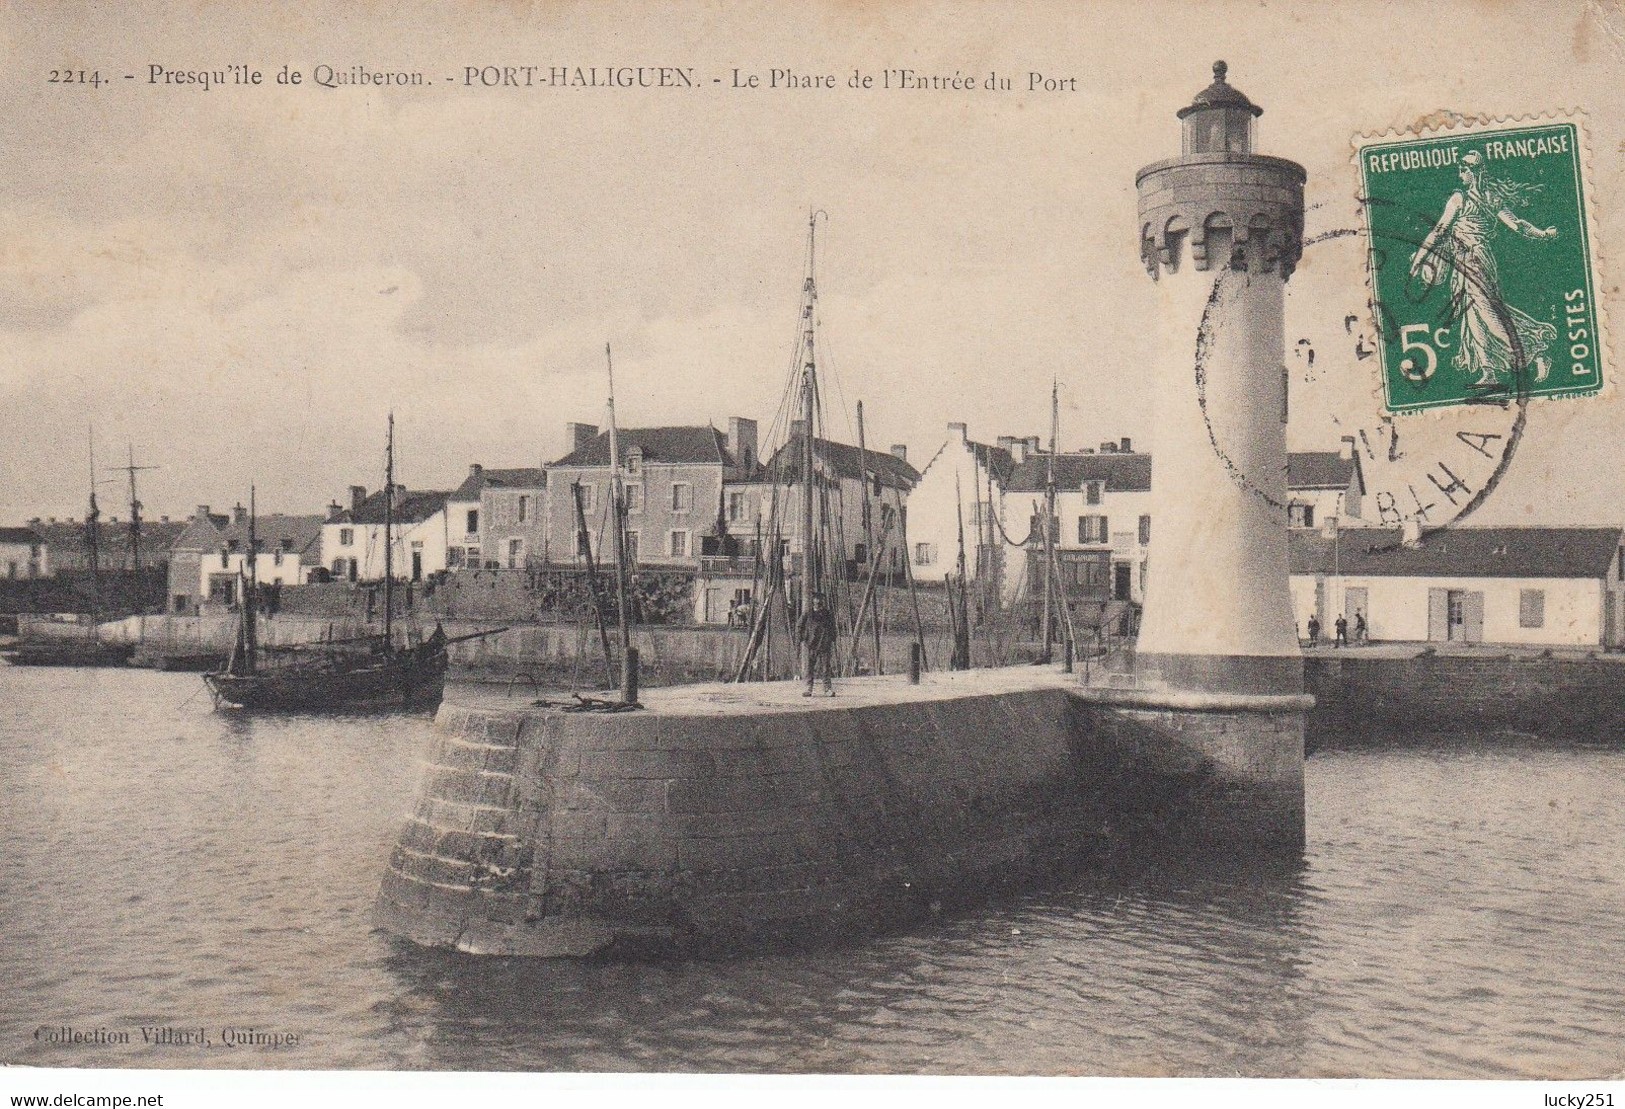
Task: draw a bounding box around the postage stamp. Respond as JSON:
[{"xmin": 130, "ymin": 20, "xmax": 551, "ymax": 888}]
[{"xmin": 1356, "ymin": 116, "xmax": 1605, "ymax": 414}]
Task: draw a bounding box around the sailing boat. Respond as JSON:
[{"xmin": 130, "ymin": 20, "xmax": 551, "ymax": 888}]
[
  {"xmin": 3, "ymin": 431, "xmax": 136, "ymax": 667},
  {"xmin": 203, "ymin": 417, "xmax": 473, "ymax": 711}
]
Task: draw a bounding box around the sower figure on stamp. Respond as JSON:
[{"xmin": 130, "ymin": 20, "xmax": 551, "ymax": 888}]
[{"xmin": 798, "ymin": 592, "xmax": 837, "ymax": 697}]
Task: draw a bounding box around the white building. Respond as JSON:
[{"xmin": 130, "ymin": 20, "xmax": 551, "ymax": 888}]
[
  {"xmin": 1287, "ymin": 444, "xmax": 1366, "ymax": 527},
  {"xmin": 907, "ymin": 422, "xmax": 1019, "ymax": 589},
  {"xmin": 1290, "ymin": 525, "xmax": 1625, "ymax": 647},
  {"xmin": 323, "ymin": 485, "xmax": 451, "ymax": 583},
  {"xmin": 197, "ymin": 514, "xmax": 325, "ymax": 605}
]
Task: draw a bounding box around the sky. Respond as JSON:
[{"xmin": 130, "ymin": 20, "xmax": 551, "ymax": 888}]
[{"xmin": 1, "ymin": 0, "xmax": 1622, "ymax": 526}]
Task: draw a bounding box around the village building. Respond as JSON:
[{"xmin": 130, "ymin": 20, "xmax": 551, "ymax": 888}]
[
  {"xmin": 28, "ymin": 515, "xmax": 186, "ymax": 575},
  {"xmin": 698, "ymin": 424, "xmax": 919, "ymax": 625},
  {"xmin": 1287, "ymin": 441, "xmax": 1366, "ymax": 527},
  {"xmin": 0, "ymin": 526, "xmax": 47, "ymax": 579},
  {"xmin": 1290, "ymin": 525, "xmax": 1625, "ymax": 648},
  {"xmin": 166, "ymin": 505, "xmax": 230, "ymax": 612},
  {"xmin": 906, "ymin": 422, "xmax": 1018, "ymax": 590},
  {"xmin": 322, "ymin": 485, "xmax": 451, "ymax": 583},
  {"xmin": 196, "ymin": 512, "xmax": 326, "ymax": 609},
  {"xmin": 476, "ymin": 467, "xmax": 548, "ymax": 570},
  {"xmin": 543, "ymin": 419, "xmax": 759, "ymax": 570},
  {"xmin": 445, "ymin": 464, "xmax": 548, "ymax": 569}
]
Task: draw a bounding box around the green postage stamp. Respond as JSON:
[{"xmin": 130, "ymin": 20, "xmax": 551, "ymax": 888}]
[{"xmin": 1357, "ymin": 117, "xmax": 1605, "ymax": 414}]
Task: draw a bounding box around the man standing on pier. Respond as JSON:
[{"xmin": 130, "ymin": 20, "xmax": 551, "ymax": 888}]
[{"xmin": 799, "ymin": 592, "xmax": 837, "ymax": 697}]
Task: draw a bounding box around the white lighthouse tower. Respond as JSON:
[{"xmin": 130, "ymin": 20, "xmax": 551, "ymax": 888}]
[
  {"xmin": 1134, "ymin": 61, "xmax": 1305, "ymax": 696},
  {"xmin": 1081, "ymin": 63, "xmax": 1310, "ymax": 852}
]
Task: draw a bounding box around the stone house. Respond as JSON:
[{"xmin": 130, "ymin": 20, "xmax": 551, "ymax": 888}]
[{"xmin": 445, "ymin": 464, "xmax": 548, "ymax": 569}]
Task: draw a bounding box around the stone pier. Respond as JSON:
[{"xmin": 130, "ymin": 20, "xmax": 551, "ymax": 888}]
[{"xmin": 375, "ymin": 667, "xmax": 1307, "ymax": 957}]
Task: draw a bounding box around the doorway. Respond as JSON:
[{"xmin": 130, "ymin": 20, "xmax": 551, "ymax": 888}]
[{"xmin": 1114, "ymin": 563, "xmax": 1132, "ymax": 602}]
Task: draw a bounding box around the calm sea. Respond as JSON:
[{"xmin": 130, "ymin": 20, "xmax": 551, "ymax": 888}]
[{"xmin": 2, "ymin": 666, "xmax": 1622, "ymax": 1077}]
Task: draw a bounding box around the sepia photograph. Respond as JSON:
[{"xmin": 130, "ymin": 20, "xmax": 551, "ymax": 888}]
[{"xmin": 1, "ymin": 1, "xmax": 1623, "ymax": 1103}]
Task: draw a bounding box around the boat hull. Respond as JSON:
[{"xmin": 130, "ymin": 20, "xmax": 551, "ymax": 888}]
[
  {"xmin": 2, "ymin": 641, "xmax": 136, "ymax": 668},
  {"xmin": 204, "ymin": 652, "xmax": 448, "ymax": 712}
]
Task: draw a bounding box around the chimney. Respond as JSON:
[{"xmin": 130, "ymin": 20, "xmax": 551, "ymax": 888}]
[
  {"xmin": 1339, "ymin": 434, "xmax": 1357, "ymax": 461},
  {"xmin": 889, "ymin": 444, "xmax": 907, "ymax": 462},
  {"xmin": 1120, "ymin": 437, "xmax": 1133, "ymax": 453},
  {"xmin": 47, "ymin": 516, "xmax": 57, "ymax": 524},
  {"xmin": 948, "ymin": 421, "xmax": 968, "ymax": 444},
  {"xmin": 996, "ymin": 435, "xmax": 1017, "ymax": 454},
  {"xmin": 469, "ymin": 462, "xmax": 483, "ymax": 479},
  {"xmin": 160, "ymin": 515, "xmax": 170, "ymax": 523},
  {"xmin": 1100, "ymin": 441, "xmax": 1117, "ymax": 454},
  {"xmin": 350, "ymin": 485, "xmax": 367, "ymax": 511},
  {"xmin": 232, "ymin": 503, "xmax": 247, "ymax": 525},
  {"xmin": 195, "ymin": 504, "xmax": 211, "ymax": 521},
  {"xmin": 727, "ymin": 416, "xmax": 758, "ymax": 470},
  {"xmin": 566, "ymin": 422, "xmax": 599, "ymax": 453},
  {"xmin": 28, "ymin": 516, "xmax": 40, "ymax": 527},
  {"xmin": 326, "ymin": 500, "xmax": 344, "ymax": 523},
  {"xmin": 1401, "ymin": 518, "xmax": 1423, "ymax": 548},
  {"xmin": 1027, "ymin": 435, "xmax": 1042, "ymax": 455}
]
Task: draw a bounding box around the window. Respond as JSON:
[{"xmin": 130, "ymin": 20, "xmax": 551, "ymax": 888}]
[
  {"xmin": 1085, "ymin": 481, "xmax": 1102, "ymax": 506},
  {"xmin": 339, "ymin": 527, "xmax": 354, "ymax": 546},
  {"xmin": 448, "ymin": 547, "xmax": 465, "ymax": 568},
  {"xmin": 727, "ymin": 491, "xmax": 747, "ymax": 523},
  {"xmin": 625, "ymin": 483, "xmax": 644, "ymax": 514},
  {"xmin": 466, "ymin": 509, "xmax": 479, "ymax": 535},
  {"xmin": 507, "ymin": 538, "xmax": 523, "ymax": 569},
  {"xmin": 516, "ymin": 495, "xmax": 528, "ymax": 523},
  {"xmin": 273, "ymin": 548, "xmax": 284, "ymax": 567},
  {"xmin": 1519, "ymin": 588, "xmax": 1545, "ymax": 628},
  {"xmin": 914, "ymin": 541, "xmax": 937, "ymax": 566},
  {"xmin": 576, "ymin": 483, "xmax": 596, "ymax": 512},
  {"xmin": 854, "ymin": 542, "xmax": 868, "ymax": 565},
  {"xmin": 1289, "ymin": 503, "xmax": 1314, "ymax": 528},
  {"xmin": 626, "ymin": 452, "xmax": 641, "ymax": 475},
  {"xmin": 669, "ymin": 530, "xmax": 690, "ymax": 558},
  {"xmin": 1138, "ymin": 514, "xmax": 1151, "ymax": 546},
  {"xmin": 1078, "ymin": 515, "xmax": 1108, "ymax": 544},
  {"xmin": 671, "ymin": 482, "xmax": 693, "ymax": 512}
]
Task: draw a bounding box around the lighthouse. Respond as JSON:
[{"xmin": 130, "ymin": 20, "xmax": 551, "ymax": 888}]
[
  {"xmin": 1081, "ymin": 62, "xmax": 1310, "ymax": 852},
  {"xmin": 1134, "ymin": 61, "xmax": 1305, "ymax": 696}
]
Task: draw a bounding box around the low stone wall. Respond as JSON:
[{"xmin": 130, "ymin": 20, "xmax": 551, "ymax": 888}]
[
  {"xmin": 1305, "ymin": 652, "xmax": 1625, "ymax": 740},
  {"xmin": 375, "ymin": 671, "xmax": 1306, "ymax": 956}
]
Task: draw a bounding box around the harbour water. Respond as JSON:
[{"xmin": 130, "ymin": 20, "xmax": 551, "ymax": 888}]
[{"xmin": 2, "ymin": 667, "xmax": 1622, "ymax": 1078}]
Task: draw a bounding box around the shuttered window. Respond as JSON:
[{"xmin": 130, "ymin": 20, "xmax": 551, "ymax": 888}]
[{"xmin": 1519, "ymin": 589, "xmax": 1545, "ymax": 628}]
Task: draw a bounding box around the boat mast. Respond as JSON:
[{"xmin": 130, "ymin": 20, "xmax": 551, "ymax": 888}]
[
  {"xmin": 1041, "ymin": 378, "xmax": 1058, "ymax": 661},
  {"xmin": 124, "ymin": 444, "xmax": 156, "ymax": 573},
  {"xmin": 244, "ymin": 483, "xmax": 258, "ymax": 672},
  {"xmin": 384, "ymin": 412, "xmax": 394, "ymax": 651},
  {"xmin": 604, "ymin": 343, "xmax": 633, "ymax": 681},
  {"xmin": 86, "ymin": 428, "xmax": 101, "ymax": 636},
  {"xmin": 799, "ymin": 212, "xmax": 819, "ymax": 636}
]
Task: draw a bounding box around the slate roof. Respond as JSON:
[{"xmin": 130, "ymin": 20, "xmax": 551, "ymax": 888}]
[
  {"xmin": 1006, "ymin": 452, "xmax": 1152, "ymax": 494},
  {"xmin": 1290, "ymin": 526, "xmax": 1624, "ymax": 580},
  {"xmin": 451, "ymin": 467, "xmax": 547, "ymax": 501},
  {"xmin": 552, "ymin": 426, "xmax": 733, "ymax": 468},
  {"xmin": 335, "ymin": 489, "xmax": 450, "ymax": 526},
  {"xmin": 219, "ymin": 515, "xmax": 326, "ymax": 565},
  {"xmin": 170, "ymin": 516, "xmax": 226, "ymax": 553},
  {"xmin": 762, "ymin": 435, "xmax": 922, "ymax": 491},
  {"xmin": 1287, "ymin": 451, "xmax": 1364, "ymax": 493},
  {"xmin": 969, "ymin": 441, "xmax": 1017, "ymax": 485},
  {"xmin": 0, "ymin": 526, "xmax": 42, "ymax": 545},
  {"xmin": 31, "ymin": 518, "xmax": 188, "ymax": 556},
  {"xmin": 1004, "ymin": 450, "xmax": 1360, "ymax": 495}
]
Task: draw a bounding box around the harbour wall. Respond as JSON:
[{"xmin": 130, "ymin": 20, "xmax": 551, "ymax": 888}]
[{"xmin": 374, "ymin": 670, "xmax": 1306, "ymax": 956}]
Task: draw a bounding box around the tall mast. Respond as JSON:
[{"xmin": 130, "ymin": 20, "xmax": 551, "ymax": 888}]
[
  {"xmin": 605, "ymin": 343, "xmax": 632, "ymax": 670},
  {"xmin": 123, "ymin": 444, "xmax": 156, "ymax": 573},
  {"xmin": 384, "ymin": 412, "xmax": 394, "ymax": 650},
  {"xmin": 244, "ymin": 483, "xmax": 258, "ymax": 670},
  {"xmin": 86, "ymin": 428, "xmax": 101, "ymax": 633},
  {"xmin": 799, "ymin": 212, "xmax": 819, "ymax": 628}
]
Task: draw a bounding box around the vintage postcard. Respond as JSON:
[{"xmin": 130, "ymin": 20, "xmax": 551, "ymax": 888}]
[{"xmin": 2, "ymin": 1, "xmax": 1623, "ymax": 1105}]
